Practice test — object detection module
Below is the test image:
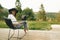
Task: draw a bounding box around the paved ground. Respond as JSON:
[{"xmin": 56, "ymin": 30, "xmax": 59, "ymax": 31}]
[{"xmin": 0, "ymin": 25, "xmax": 60, "ymax": 40}]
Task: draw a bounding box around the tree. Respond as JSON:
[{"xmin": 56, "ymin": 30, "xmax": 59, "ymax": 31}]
[
  {"xmin": 0, "ymin": 4, "xmax": 8, "ymax": 20},
  {"xmin": 56, "ymin": 12, "xmax": 60, "ymax": 22},
  {"xmin": 22, "ymin": 8, "xmax": 35, "ymax": 20},
  {"xmin": 38, "ymin": 4, "xmax": 46, "ymax": 21},
  {"xmin": 15, "ymin": 0, "xmax": 22, "ymax": 20},
  {"xmin": 15, "ymin": 0, "xmax": 22, "ymax": 13},
  {"xmin": 0, "ymin": 4, "xmax": 3, "ymax": 12}
]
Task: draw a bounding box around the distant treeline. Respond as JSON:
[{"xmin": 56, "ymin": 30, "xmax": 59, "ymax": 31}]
[{"xmin": 0, "ymin": 4, "xmax": 60, "ymax": 22}]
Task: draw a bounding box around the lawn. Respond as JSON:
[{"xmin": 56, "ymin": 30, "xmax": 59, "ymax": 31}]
[
  {"xmin": 0, "ymin": 21, "xmax": 52, "ymax": 30},
  {"xmin": 28, "ymin": 21, "xmax": 51, "ymax": 30}
]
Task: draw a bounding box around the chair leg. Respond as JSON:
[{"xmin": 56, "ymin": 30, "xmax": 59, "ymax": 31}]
[
  {"xmin": 8, "ymin": 29, "xmax": 20, "ymax": 40},
  {"xmin": 17, "ymin": 29, "xmax": 19, "ymax": 40},
  {"xmin": 8, "ymin": 29, "xmax": 15, "ymax": 40},
  {"xmin": 10, "ymin": 30, "xmax": 15, "ymax": 38},
  {"xmin": 8, "ymin": 29, "xmax": 11, "ymax": 40}
]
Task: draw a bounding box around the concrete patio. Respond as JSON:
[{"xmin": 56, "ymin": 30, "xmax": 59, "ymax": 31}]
[{"xmin": 0, "ymin": 25, "xmax": 60, "ymax": 40}]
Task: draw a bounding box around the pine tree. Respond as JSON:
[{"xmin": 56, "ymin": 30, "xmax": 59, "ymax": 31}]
[{"xmin": 38, "ymin": 4, "xmax": 46, "ymax": 21}]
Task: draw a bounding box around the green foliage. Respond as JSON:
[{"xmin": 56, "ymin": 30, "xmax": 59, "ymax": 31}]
[
  {"xmin": 28, "ymin": 21, "xmax": 51, "ymax": 30},
  {"xmin": 0, "ymin": 4, "xmax": 3, "ymax": 9},
  {"xmin": 0, "ymin": 9, "xmax": 8, "ymax": 20},
  {"xmin": 56, "ymin": 13, "xmax": 60, "ymax": 22},
  {"xmin": 37, "ymin": 4, "xmax": 46, "ymax": 21},
  {"xmin": 15, "ymin": 0, "xmax": 22, "ymax": 13},
  {"xmin": 16, "ymin": 12, "xmax": 21, "ymax": 20},
  {"xmin": 0, "ymin": 4, "xmax": 8, "ymax": 20},
  {"xmin": 0, "ymin": 21, "xmax": 52, "ymax": 30},
  {"xmin": 15, "ymin": 0, "xmax": 35, "ymax": 21},
  {"xmin": 22, "ymin": 8, "xmax": 36, "ymax": 20},
  {"xmin": 0, "ymin": 21, "xmax": 8, "ymax": 28}
]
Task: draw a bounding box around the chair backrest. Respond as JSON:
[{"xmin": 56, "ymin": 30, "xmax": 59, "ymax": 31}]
[{"xmin": 4, "ymin": 17, "xmax": 15, "ymax": 29}]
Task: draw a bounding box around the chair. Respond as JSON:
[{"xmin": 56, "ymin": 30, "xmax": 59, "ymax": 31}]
[{"xmin": 4, "ymin": 17, "xmax": 20, "ymax": 40}]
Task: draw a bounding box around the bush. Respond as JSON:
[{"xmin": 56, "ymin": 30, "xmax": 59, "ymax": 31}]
[
  {"xmin": 0, "ymin": 21, "xmax": 52, "ymax": 30},
  {"xmin": 28, "ymin": 21, "xmax": 51, "ymax": 30},
  {"xmin": 0, "ymin": 21, "xmax": 8, "ymax": 28}
]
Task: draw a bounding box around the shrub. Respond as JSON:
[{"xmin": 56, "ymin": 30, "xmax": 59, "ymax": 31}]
[
  {"xmin": 0, "ymin": 21, "xmax": 52, "ymax": 30},
  {"xmin": 28, "ymin": 21, "xmax": 51, "ymax": 30}
]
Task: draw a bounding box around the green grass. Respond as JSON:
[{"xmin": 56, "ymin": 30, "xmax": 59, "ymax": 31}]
[
  {"xmin": 49, "ymin": 21, "xmax": 60, "ymax": 24},
  {"xmin": 0, "ymin": 21, "xmax": 52, "ymax": 30},
  {"xmin": 0, "ymin": 21, "xmax": 8, "ymax": 28},
  {"xmin": 28, "ymin": 21, "xmax": 52, "ymax": 30}
]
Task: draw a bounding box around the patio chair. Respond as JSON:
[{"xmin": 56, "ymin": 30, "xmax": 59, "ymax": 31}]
[{"xmin": 4, "ymin": 17, "xmax": 20, "ymax": 40}]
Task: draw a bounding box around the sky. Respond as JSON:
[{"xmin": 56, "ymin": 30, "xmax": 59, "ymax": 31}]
[{"xmin": 0, "ymin": 0, "xmax": 60, "ymax": 12}]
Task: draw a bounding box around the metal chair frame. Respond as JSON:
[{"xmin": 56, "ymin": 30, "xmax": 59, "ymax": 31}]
[{"xmin": 4, "ymin": 17, "xmax": 20, "ymax": 40}]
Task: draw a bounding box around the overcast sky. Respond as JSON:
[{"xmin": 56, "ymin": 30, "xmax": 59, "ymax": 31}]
[{"xmin": 0, "ymin": 0, "xmax": 60, "ymax": 12}]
